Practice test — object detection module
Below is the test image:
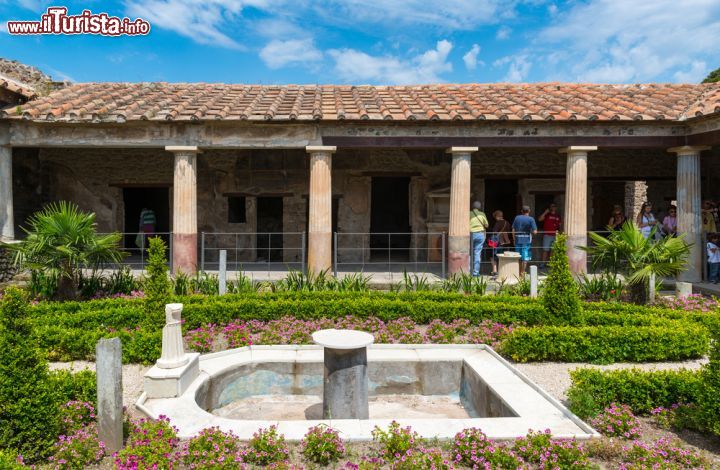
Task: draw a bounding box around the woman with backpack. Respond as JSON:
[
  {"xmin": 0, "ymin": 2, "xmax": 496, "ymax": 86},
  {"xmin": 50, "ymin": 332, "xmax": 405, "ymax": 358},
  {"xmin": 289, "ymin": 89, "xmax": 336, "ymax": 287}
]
[{"xmin": 489, "ymin": 210, "xmax": 512, "ymax": 276}]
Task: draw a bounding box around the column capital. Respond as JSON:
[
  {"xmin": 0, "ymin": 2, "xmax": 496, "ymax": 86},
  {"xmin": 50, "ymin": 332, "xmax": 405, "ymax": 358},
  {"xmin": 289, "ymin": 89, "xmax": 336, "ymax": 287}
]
[
  {"xmin": 446, "ymin": 146, "xmax": 478, "ymax": 154},
  {"xmin": 667, "ymin": 145, "xmax": 711, "ymax": 156},
  {"xmin": 165, "ymin": 145, "xmax": 201, "ymax": 154},
  {"xmin": 559, "ymin": 146, "xmax": 597, "ymax": 155},
  {"xmin": 306, "ymin": 145, "xmax": 336, "ymax": 154}
]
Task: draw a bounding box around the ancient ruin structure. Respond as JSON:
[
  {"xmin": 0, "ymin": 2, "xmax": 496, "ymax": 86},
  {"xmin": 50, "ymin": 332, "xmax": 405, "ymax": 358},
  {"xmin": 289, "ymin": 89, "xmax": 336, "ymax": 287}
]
[{"xmin": 1, "ymin": 79, "xmax": 719, "ymax": 280}]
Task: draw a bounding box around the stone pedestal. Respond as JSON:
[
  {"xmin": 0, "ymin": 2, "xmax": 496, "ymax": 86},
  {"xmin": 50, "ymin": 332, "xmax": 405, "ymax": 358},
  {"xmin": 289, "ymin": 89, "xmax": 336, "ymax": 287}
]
[
  {"xmin": 497, "ymin": 252, "xmax": 521, "ymax": 284},
  {"xmin": 670, "ymin": 146, "xmax": 709, "ymax": 283},
  {"xmin": 167, "ymin": 146, "xmax": 200, "ymax": 274},
  {"xmin": 306, "ymin": 146, "xmax": 336, "ymax": 274},
  {"xmin": 144, "ymin": 303, "xmax": 199, "ymax": 398},
  {"xmin": 313, "ymin": 329, "xmax": 374, "ymax": 420},
  {"xmin": 561, "ymin": 146, "xmax": 596, "ymax": 275},
  {"xmin": 0, "ymin": 144, "xmax": 13, "ymax": 241},
  {"xmin": 447, "ymin": 147, "xmax": 477, "ymax": 274},
  {"xmin": 96, "ymin": 338, "xmax": 123, "ymax": 453},
  {"xmin": 675, "ymin": 281, "xmax": 693, "ymax": 297}
]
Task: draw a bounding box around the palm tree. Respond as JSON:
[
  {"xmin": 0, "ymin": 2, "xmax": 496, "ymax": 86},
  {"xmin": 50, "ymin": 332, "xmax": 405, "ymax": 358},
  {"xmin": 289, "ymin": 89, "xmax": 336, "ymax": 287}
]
[
  {"xmin": 581, "ymin": 221, "xmax": 691, "ymax": 303},
  {"xmin": 2, "ymin": 202, "xmax": 125, "ymax": 300}
]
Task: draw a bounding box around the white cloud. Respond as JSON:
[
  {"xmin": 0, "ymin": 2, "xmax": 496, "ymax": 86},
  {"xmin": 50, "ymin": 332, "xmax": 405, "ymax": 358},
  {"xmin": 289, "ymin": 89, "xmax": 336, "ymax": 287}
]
[
  {"xmin": 316, "ymin": 0, "xmax": 517, "ymax": 30},
  {"xmin": 674, "ymin": 61, "xmax": 708, "ymax": 83},
  {"xmin": 329, "ymin": 40, "xmax": 453, "ymax": 84},
  {"xmin": 536, "ymin": 0, "xmax": 720, "ymax": 82},
  {"xmin": 496, "ymin": 26, "xmax": 511, "ymax": 39},
  {"xmin": 259, "ymin": 38, "xmax": 323, "ymax": 69},
  {"xmin": 463, "ymin": 44, "xmax": 481, "ymax": 70},
  {"xmin": 494, "ymin": 55, "xmax": 531, "ymax": 82},
  {"xmin": 125, "ymin": 0, "xmax": 277, "ymax": 49}
]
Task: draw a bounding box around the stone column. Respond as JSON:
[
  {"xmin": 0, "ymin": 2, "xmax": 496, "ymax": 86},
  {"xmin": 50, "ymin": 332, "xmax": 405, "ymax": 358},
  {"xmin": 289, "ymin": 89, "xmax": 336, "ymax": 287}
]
[
  {"xmin": 96, "ymin": 337, "xmax": 123, "ymax": 454},
  {"xmin": 447, "ymin": 147, "xmax": 477, "ymax": 274},
  {"xmin": 669, "ymin": 146, "xmax": 710, "ymax": 282},
  {"xmin": 0, "ymin": 144, "xmax": 13, "ymax": 241},
  {"xmin": 167, "ymin": 146, "xmax": 200, "ymax": 274},
  {"xmin": 561, "ymin": 146, "xmax": 596, "ymax": 275},
  {"xmin": 306, "ymin": 146, "xmax": 336, "ymax": 274}
]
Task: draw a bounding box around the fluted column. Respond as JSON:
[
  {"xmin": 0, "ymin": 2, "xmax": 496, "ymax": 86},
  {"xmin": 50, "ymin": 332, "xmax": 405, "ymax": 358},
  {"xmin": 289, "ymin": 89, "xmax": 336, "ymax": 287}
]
[
  {"xmin": 561, "ymin": 146, "xmax": 596, "ymax": 275},
  {"xmin": 167, "ymin": 146, "xmax": 200, "ymax": 274},
  {"xmin": 0, "ymin": 144, "xmax": 13, "ymax": 241},
  {"xmin": 670, "ymin": 146, "xmax": 709, "ymax": 282},
  {"xmin": 447, "ymin": 147, "xmax": 477, "ymax": 274},
  {"xmin": 306, "ymin": 146, "xmax": 336, "ymax": 274}
]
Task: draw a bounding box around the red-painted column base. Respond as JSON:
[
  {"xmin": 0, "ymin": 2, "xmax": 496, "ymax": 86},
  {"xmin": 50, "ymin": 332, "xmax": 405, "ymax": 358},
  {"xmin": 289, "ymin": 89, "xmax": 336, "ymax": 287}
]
[{"xmin": 172, "ymin": 233, "xmax": 198, "ymax": 274}]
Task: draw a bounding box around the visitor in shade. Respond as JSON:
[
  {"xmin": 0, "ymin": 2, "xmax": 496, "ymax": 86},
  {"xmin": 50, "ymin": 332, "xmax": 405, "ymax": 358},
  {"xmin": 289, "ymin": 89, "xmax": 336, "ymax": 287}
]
[
  {"xmin": 707, "ymin": 233, "xmax": 720, "ymax": 284},
  {"xmin": 608, "ymin": 205, "xmax": 626, "ymax": 230},
  {"xmin": 469, "ymin": 201, "xmax": 489, "ymax": 277},
  {"xmin": 538, "ymin": 203, "xmax": 562, "ymax": 266},
  {"xmin": 136, "ymin": 207, "xmax": 157, "ymax": 248},
  {"xmin": 489, "ymin": 210, "xmax": 512, "ymax": 276},
  {"xmin": 636, "ymin": 202, "xmax": 658, "ymax": 239},
  {"xmin": 702, "ymin": 200, "xmax": 717, "ymax": 234},
  {"xmin": 662, "ymin": 205, "xmax": 678, "ymax": 237},
  {"xmin": 512, "ymin": 205, "xmax": 537, "ymax": 275}
]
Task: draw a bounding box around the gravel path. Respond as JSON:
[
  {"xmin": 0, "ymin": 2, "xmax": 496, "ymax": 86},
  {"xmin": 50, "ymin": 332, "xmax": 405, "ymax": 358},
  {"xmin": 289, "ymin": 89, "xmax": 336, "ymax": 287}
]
[{"xmin": 49, "ymin": 357, "xmax": 708, "ymax": 416}]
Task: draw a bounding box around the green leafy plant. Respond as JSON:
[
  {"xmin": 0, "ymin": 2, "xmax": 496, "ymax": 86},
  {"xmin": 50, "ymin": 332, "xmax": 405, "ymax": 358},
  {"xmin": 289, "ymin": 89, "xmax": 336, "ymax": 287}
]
[
  {"xmin": 143, "ymin": 236, "xmax": 172, "ymax": 320},
  {"xmin": 371, "ymin": 421, "xmax": 420, "ymax": 460},
  {"xmin": 698, "ymin": 318, "xmax": 720, "ymax": 435},
  {"xmin": 0, "ymin": 287, "xmax": 61, "ymax": 462},
  {"xmin": 173, "ymin": 271, "xmax": 191, "ymax": 296},
  {"xmin": 105, "ymin": 265, "xmax": 140, "ymax": 295},
  {"xmin": 191, "ymin": 271, "xmax": 219, "ymax": 295},
  {"xmin": 114, "ymin": 416, "xmax": 179, "ymax": 469},
  {"xmin": 333, "ymin": 272, "xmax": 371, "ymax": 292},
  {"xmin": 59, "ymin": 401, "xmax": 96, "ymax": 435},
  {"xmin": 567, "ymin": 368, "xmax": 702, "ymax": 418},
  {"xmin": 591, "ymin": 403, "xmax": 642, "ymax": 439},
  {"xmin": 227, "ymin": 274, "xmax": 257, "ymax": 293},
  {"xmin": 49, "ymin": 425, "xmax": 105, "ymax": 469},
  {"xmin": 511, "ymin": 429, "xmax": 590, "ymax": 469},
  {"xmin": 0, "ymin": 449, "xmax": 25, "ymax": 469},
  {"xmin": 543, "ymin": 233, "xmax": 583, "ymax": 324},
  {"xmin": 582, "ymin": 222, "xmax": 691, "ymax": 304},
  {"xmin": 177, "ymin": 427, "xmax": 242, "ymax": 469},
  {"xmin": 242, "ymin": 425, "xmax": 289, "ymax": 466},
  {"xmin": 441, "ymin": 272, "xmax": 487, "ymax": 295},
  {"xmin": 3, "ymin": 202, "xmax": 125, "ymax": 300},
  {"xmin": 27, "ymin": 269, "xmax": 59, "ymax": 299},
  {"xmin": 578, "ymin": 273, "xmax": 624, "ymax": 302},
  {"xmin": 301, "ymin": 425, "xmax": 346, "ymax": 465},
  {"xmin": 396, "ymin": 270, "xmax": 432, "ymax": 292}
]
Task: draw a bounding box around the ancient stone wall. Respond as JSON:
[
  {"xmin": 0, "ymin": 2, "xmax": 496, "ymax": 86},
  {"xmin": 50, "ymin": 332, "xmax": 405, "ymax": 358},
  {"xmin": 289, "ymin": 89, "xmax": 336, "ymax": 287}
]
[{"xmin": 0, "ymin": 245, "xmax": 17, "ymax": 283}]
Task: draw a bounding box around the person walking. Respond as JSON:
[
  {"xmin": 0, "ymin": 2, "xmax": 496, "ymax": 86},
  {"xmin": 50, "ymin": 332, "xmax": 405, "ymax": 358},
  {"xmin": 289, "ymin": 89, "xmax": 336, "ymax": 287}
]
[
  {"xmin": 136, "ymin": 207, "xmax": 157, "ymax": 248},
  {"xmin": 538, "ymin": 203, "xmax": 561, "ymax": 267},
  {"xmin": 469, "ymin": 201, "xmax": 489, "ymax": 277},
  {"xmin": 636, "ymin": 202, "xmax": 658, "ymax": 239},
  {"xmin": 489, "ymin": 210, "xmax": 511, "ymax": 276},
  {"xmin": 512, "ymin": 205, "xmax": 538, "ymax": 275}
]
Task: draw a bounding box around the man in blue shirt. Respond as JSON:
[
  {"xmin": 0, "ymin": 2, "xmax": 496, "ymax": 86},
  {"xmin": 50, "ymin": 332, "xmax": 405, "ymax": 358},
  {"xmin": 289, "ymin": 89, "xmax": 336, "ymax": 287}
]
[{"xmin": 512, "ymin": 205, "xmax": 538, "ymax": 275}]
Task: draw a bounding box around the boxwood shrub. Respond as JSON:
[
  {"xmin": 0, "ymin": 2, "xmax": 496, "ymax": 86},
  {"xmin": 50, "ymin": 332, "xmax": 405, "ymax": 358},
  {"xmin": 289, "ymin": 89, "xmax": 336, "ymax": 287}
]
[
  {"xmin": 567, "ymin": 368, "xmax": 703, "ymax": 419},
  {"xmin": 501, "ymin": 323, "xmax": 709, "ymax": 364}
]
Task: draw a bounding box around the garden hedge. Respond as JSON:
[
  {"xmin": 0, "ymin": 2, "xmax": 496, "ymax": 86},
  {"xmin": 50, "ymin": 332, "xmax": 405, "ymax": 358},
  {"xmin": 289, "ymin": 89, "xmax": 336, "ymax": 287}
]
[
  {"xmin": 26, "ymin": 292, "xmax": 716, "ymax": 364},
  {"xmin": 501, "ymin": 323, "xmax": 709, "ymax": 364},
  {"xmin": 567, "ymin": 368, "xmax": 703, "ymax": 419}
]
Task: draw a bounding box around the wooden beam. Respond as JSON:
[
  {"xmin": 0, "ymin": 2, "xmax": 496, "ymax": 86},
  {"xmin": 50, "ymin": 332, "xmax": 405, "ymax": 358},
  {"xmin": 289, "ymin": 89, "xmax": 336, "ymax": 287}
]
[
  {"xmin": 687, "ymin": 129, "xmax": 720, "ymax": 146},
  {"xmin": 323, "ymin": 135, "xmax": 685, "ymax": 148}
]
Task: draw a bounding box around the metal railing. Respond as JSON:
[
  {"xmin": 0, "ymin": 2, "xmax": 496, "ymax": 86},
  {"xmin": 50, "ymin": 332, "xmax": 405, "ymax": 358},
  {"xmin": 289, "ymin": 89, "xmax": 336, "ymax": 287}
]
[
  {"xmin": 200, "ymin": 232, "xmax": 306, "ymax": 273},
  {"xmin": 333, "ymin": 232, "xmax": 446, "ymax": 278},
  {"xmin": 97, "ymin": 231, "xmax": 173, "ymax": 270}
]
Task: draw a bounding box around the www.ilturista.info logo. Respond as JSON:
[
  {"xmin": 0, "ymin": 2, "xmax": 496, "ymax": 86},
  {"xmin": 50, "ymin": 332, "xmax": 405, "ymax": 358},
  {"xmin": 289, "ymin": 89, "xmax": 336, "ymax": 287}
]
[{"xmin": 6, "ymin": 7, "xmax": 151, "ymax": 36}]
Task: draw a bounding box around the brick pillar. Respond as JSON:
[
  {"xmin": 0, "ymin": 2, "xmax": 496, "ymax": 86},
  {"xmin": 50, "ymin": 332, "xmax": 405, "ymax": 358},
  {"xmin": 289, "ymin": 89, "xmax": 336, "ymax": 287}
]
[
  {"xmin": 447, "ymin": 147, "xmax": 477, "ymax": 275},
  {"xmin": 624, "ymin": 180, "xmax": 647, "ymax": 221},
  {"xmin": 670, "ymin": 146, "xmax": 710, "ymax": 282},
  {"xmin": 306, "ymin": 146, "xmax": 335, "ymax": 274},
  {"xmin": 0, "ymin": 144, "xmax": 13, "ymax": 241},
  {"xmin": 561, "ymin": 146, "xmax": 596, "ymax": 275},
  {"xmin": 166, "ymin": 146, "xmax": 200, "ymax": 274}
]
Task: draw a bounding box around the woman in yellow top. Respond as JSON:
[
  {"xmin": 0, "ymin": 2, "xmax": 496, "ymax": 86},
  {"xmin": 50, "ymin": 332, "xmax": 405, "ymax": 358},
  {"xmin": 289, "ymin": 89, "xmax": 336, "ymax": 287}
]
[{"xmin": 469, "ymin": 201, "xmax": 489, "ymax": 276}]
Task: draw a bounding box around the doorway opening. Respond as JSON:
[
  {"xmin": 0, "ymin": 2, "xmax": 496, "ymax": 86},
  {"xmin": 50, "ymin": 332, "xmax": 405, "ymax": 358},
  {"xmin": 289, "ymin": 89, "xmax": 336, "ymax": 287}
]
[
  {"xmin": 256, "ymin": 197, "xmax": 284, "ymax": 262},
  {"xmin": 122, "ymin": 187, "xmax": 170, "ymax": 249},
  {"xmin": 370, "ymin": 177, "xmax": 411, "ymax": 260},
  {"xmin": 484, "ymin": 179, "xmax": 520, "ymax": 221},
  {"xmin": 591, "ymin": 182, "xmax": 625, "ymax": 230}
]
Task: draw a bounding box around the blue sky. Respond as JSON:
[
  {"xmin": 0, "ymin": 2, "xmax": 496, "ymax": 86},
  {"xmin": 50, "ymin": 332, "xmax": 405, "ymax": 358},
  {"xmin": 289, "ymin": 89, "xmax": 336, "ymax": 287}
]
[{"xmin": 1, "ymin": 0, "xmax": 719, "ymax": 85}]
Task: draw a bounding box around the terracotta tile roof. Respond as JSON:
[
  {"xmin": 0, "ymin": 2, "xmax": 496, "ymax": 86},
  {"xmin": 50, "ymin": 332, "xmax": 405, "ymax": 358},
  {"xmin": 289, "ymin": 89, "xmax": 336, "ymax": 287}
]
[
  {"xmin": 0, "ymin": 73, "xmax": 37, "ymax": 100},
  {"xmin": 2, "ymin": 82, "xmax": 719, "ymax": 123}
]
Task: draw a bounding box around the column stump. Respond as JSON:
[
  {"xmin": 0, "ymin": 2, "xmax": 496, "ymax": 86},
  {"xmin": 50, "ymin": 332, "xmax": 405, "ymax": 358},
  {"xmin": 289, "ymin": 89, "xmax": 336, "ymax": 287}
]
[
  {"xmin": 497, "ymin": 252, "xmax": 521, "ymax": 284},
  {"xmin": 312, "ymin": 329, "xmax": 374, "ymax": 420}
]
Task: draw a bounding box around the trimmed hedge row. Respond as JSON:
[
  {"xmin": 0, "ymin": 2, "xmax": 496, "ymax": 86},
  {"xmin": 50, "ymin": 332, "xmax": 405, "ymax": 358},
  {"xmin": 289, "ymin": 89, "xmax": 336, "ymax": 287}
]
[
  {"xmin": 567, "ymin": 368, "xmax": 703, "ymax": 419},
  {"xmin": 501, "ymin": 323, "xmax": 709, "ymax": 364}
]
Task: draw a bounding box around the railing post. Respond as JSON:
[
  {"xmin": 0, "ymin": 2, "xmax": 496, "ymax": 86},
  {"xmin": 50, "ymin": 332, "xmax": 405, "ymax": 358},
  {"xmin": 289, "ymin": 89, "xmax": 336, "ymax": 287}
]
[
  {"xmin": 442, "ymin": 232, "xmax": 446, "ymax": 279},
  {"xmin": 200, "ymin": 232, "xmax": 205, "ymax": 272},
  {"xmin": 387, "ymin": 233, "xmax": 391, "ymax": 276},
  {"xmin": 333, "ymin": 232, "xmax": 338, "ymax": 277},
  {"xmin": 141, "ymin": 232, "xmax": 145, "ymax": 270},
  {"xmin": 219, "ymin": 249, "xmax": 227, "ymax": 295},
  {"xmin": 302, "ymin": 232, "xmax": 307, "ymax": 274}
]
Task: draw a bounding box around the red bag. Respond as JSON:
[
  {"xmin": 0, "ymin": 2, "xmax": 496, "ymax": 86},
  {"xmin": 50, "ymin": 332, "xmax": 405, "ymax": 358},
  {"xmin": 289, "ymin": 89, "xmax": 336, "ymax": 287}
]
[{"xmin": 487, "ymin": 239, "xmax": 498, "ymax": 248}]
